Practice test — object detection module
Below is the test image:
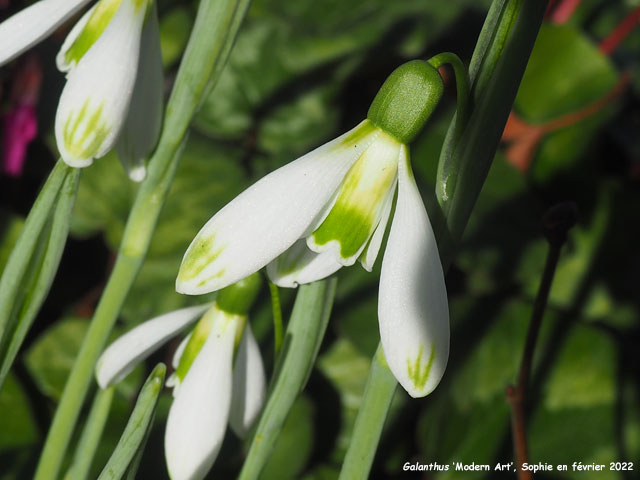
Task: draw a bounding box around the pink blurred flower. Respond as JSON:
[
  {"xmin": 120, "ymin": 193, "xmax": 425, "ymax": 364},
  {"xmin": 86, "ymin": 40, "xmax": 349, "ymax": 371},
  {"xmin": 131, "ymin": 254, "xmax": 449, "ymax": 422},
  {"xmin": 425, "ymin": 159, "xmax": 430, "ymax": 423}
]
[{"xmin": 1, "ymin": 55, "xmax": 41, "ymax": 177}]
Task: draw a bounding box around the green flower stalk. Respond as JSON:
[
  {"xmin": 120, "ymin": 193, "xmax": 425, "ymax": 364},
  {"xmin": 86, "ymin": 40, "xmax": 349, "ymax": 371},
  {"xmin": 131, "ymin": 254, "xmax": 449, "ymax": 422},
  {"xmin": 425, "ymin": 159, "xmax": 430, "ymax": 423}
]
[{"xmin": 177, "ymin": 60, "xmax": 449, "ymax": 398}]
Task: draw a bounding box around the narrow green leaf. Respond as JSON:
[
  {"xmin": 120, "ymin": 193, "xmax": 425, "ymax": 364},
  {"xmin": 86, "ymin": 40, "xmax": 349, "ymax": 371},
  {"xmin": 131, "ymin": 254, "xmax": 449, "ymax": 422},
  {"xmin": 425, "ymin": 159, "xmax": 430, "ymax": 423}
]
[
  {"xmin": 239, "ymin": 279, "xmax": 337, "ymax": 480},
  {"xmin": 97, "ymin": 364, "xmax": 166, "ymax": 480},
  {"xmin": 0, "ymin": 168, "xmax": 80, "ymax": 389},
  {"xmin": 66, "ymin": 387, "xmax": 115, "ymax": 480},
  {"xmin": 0, "ymin": 161, "xmax": 69, "ymax": 346}
]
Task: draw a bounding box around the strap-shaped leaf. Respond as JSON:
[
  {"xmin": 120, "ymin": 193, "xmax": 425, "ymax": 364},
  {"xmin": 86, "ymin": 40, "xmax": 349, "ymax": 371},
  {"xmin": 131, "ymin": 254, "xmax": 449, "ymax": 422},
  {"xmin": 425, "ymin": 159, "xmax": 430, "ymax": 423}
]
[
  {"xmin": 239, "ymin": 279, "xmax": 337, "ymax": 479},
  {"xmin": 0, "ymin": 162, "xmax": 79, "ymax": 389},
  {"xmin": 97, "ymin": 364, "xmax": 165, "ymax": 480}
]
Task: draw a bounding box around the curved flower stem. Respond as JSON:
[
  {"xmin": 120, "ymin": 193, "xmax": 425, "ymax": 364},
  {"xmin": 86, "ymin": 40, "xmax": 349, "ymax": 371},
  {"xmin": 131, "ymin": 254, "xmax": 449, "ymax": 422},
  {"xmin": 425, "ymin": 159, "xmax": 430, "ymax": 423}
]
[
  {"xmin": 427, "ymin": 52, "xmax": 470, "ymax": 144},
  {"xmin": 239, "ymin": 279, "xmax": 337, "ymax": 480},
  {"xmin": 33, "ymin": 1, "xmax": 251, "ymax": 479},
  {"xmin": 339, "ymin": 0, "xmax": 547, "ymax": 477}
]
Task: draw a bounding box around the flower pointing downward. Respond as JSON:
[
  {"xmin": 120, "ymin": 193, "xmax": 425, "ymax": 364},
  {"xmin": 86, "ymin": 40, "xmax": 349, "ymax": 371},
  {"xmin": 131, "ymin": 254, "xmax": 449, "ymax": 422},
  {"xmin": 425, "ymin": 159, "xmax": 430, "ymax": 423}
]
[
  {"xmin": 177, "ymin": 60, "xmax": 450, "ymax": 398},
  {"xmin": 0, "ymin": 0, "xmax": 163, "ymax": 179},
  {"xmin": 96, "ymin": 274, "xmax": 265, "ymax": 480}
]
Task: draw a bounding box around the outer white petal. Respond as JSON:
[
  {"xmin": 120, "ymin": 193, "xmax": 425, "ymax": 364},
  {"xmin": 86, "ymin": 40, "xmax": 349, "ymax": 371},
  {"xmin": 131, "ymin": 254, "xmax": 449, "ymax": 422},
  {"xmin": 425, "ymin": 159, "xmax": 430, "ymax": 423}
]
[
  {"xmin": 96, "ymin": 304, "xmax": 210, "ymax": 388},
  {"xmin": 165, "ymin": 317, "xmax": 238, "ymax": 480},
  {"xmin": 378, "ymin": 146, "xmax": 449, "ymax": 398},
  {"xmin": 0, "ymin": 0, "xmax": 92, "ymax": 66},
  {"xmin": 359, "ymin": 177, "xmax": 396, "ymax": 272},
  {"xmin": 266, "ymin": 239, "xmax": 342, "ymax": 288},
  {"xmin": 115, "ymin": 2, "xmax": 163, "ymax": 181},
  {"xmin": 55, "ymin": 2, "xmax": 97, "ymax": 72},
  {"xmin": 176, "ymin": 121, "xmax": 380, "ymax": 295},
  {"xmin": 229, "ymin": 323, "xmax": 266, "ymax": 437},
  {"xmin": 54, "ymin": 0, "xmax": 147, "ymax": 167}
]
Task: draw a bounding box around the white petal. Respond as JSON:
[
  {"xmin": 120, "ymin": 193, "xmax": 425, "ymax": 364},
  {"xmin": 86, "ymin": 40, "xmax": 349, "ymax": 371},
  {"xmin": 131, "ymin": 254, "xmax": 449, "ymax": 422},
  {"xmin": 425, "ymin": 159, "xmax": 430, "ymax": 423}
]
[
  {"xmin": 95, "ymin": 304, "xmax": 210, "ymax": 388},
  {"xmin": 54, "ymin": 0, "xmax": 148, "ymax": 167},
  {"xmin": 0, "ymin": 0, "xmax": 91, "ymax": 66},
  {"xmin": 115, "ymin": 2, "xmax": 163, "ymax": 182},
  {"xmin": 229, "ymin": 323, "xmax": 266, "ymax": 437},
  {"xmin": 55, "ymin": 2, "xmax": 97, "ymax": 72},
  {"xmin": 359, "ymin": 177, "xmax": 396, "ymax": 272},
  {"xmin": 166, "ymin": 331, "xmax": 193, "ymax": 397},
  {"xmin": 266, "ymin": 239, "xmax": 343, "ymax": 288},
  {"xmin": 176, "ymin": 120, "xmax": 380, "ymax": 295},
  {"xmin": 165, "ymin": 316, "xmax": 238, "ymax": 480},
  {"xmin": 378, "ymin": 146, "xmax": 449, "ymax": 398}
]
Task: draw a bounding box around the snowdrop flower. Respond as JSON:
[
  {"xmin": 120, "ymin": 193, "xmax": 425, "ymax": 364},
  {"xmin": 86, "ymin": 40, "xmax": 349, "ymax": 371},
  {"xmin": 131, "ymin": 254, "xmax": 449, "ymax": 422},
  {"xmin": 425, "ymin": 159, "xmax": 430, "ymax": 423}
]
[
  {"xmin": 96, "ymin": 274, "xmax": 266, "ymax": 480},
  {"xmin": 0, "ymin": 0, "xmax": 163, "ymax": 180},
  {"xmin": 177, "ymin": 60, "xmax": 450, "ymax": 398}
]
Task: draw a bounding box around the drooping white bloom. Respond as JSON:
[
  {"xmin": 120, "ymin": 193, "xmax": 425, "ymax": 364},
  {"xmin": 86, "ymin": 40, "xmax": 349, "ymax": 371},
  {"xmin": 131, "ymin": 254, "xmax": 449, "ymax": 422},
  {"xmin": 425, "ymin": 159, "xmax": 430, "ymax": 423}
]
[
  {"xmin": 0, "ymin": 0, "xmax": 163, "ymax": 179},
  {"xmin": 96, "ymin": 300, "xmax": 266, "ymax": 480},
  {"xmin": 177, "ymin": 60, "xmax": 450, "ymax": 398}
]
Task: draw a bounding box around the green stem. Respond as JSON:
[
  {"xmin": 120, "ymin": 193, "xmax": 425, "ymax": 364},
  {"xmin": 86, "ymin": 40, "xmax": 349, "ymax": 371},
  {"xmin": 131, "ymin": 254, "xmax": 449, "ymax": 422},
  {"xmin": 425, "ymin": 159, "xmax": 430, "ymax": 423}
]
[
  {"xmin": 338, "ymin": 346, "xmax": 397, "ymax": 480},
  {"xmin": 34, "ymin": 1, "xmax": 251, "ymax": 479},
  {"xmin": 67, "ymin": 387, "xmax": 115, "ymax": 480},
  {"xmin": 268, "ymin": 282, "xmax": 283, "ymax": 355},
  {"xmin": 239, "ymin": 279, "xmax": 337, "ymax": 480},
  {"xmin": 339, "ymin": 0, "xmax": 547, "ymax": 477}
]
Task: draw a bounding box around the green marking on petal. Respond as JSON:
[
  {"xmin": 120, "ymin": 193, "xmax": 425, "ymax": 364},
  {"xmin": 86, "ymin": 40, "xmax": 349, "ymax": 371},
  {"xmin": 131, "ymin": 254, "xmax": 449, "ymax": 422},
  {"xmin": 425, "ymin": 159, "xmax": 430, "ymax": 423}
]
[
  {"xmin": 178, "ymin": 233, "xmax": 226, "ymax": 284},
  {"xmin": 311, "ymin": 132, "xmax": 399, "ymax": 262},
  {"xmin": 407, "ymin": 343, "xmax": 436, "ymax": 391},
  {"xmin": 64, "ymin": 0, "xmax": 124, "ymax": 67},
  {"xmin": 62, "ymin": 99, "xmax": 110, "ymax": 160},
  {"xmin": 337, "ymin": 119, "xmax": 378, "ymax": 149},
  {"xmin": 174, "ymin": 306, "xmax": 242, "ymax": 383}
]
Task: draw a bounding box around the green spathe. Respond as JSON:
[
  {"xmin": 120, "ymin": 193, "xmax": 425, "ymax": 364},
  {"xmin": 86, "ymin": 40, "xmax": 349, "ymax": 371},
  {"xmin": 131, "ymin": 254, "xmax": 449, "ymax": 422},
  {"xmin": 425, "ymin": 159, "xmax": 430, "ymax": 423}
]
[{"xmin": 367, "ymin": 60, "xmax": 444, "ymax": 144}]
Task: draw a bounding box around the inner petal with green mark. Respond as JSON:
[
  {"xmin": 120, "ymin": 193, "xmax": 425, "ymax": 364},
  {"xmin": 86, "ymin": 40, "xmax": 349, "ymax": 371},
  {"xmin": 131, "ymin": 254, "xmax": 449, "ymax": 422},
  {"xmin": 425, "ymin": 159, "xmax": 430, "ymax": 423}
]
[
  {"xmin": 62, "ymin": 0, "xmax": 124, "ymax": 68},
  {"xmin": 173, "ymin": 305, "xmax": 244, "ymax": 388},
  {"xmin": 61, "ymin": 99, "xmax": 111, "ymax": 165},
  {"xmin": 308, "ymin": 131, "xmax": 401, "ymax": 265},
  {"xmin": 407, "ymin": 342, "xmax": 436, "ymax": 392}
]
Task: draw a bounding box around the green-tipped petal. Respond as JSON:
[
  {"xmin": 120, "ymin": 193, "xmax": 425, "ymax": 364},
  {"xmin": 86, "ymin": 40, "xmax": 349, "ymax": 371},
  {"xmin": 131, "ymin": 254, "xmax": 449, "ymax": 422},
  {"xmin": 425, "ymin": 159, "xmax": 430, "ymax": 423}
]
[
  {"xmin": 309, "ymin": 131, "xmax": 400, "ymax": 266},
  {"xmin": 176, "ymin": 120, "xmax": 379, "ymax": 295},
  {"xmin": 54, "ymin": 0, "xmax": 149, "ymax": 167},
  {"xmin": 0, "ymin": 0, "xmax": 92, "ymax": 66},
  {"xmin": 378, "ymin": 147, "xmax": 449, "ymax": 398}
]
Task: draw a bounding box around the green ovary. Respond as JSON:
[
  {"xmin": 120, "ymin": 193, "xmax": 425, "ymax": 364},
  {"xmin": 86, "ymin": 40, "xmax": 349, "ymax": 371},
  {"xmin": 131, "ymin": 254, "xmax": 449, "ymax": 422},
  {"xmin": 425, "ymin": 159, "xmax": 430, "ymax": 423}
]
[
  {"xmin": 62, "ymin": 100, "xmax": 110, "ymax": 160},
  {"xmin": 64, "ymin": 0, "xmax": 124, "ymax": 66},
  {"xmin": 311, "ymin": 133, "xmax": 399, "ymax": 261}
]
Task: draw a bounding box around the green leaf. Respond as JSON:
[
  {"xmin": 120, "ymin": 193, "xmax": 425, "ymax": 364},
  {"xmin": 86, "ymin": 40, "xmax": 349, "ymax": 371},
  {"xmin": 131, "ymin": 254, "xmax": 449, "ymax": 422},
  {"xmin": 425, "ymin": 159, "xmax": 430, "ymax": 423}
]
[
  {"xmin": 159, "ymin": 6, "xmax": 194, "ymax": 68},
  {"xmin": 515, "ymin": 24, "xmax": 618, "ymax": 123},
  {"xmin": 24, "ymin": 317, "xmax": 143, "ymax": 401},
  {"xmin": 97, "ymin": 364, "xmax": 166, "ymax": 480},
  {"xmin": 543, "ymin": 324, "xmax": 616, "ymax": 410},
  {"xmin": 0, "ymin": 373, "xmax": 39, "ymax": 451},
  {"xmin": 0, "ymin": 215, "xmax": 24, "ymax": 273}
]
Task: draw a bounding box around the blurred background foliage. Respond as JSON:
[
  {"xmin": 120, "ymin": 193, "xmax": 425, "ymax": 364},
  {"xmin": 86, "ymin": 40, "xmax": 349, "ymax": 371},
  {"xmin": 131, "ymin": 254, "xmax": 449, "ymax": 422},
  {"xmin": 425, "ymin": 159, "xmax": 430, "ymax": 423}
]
[{"xmin": 1, "ymin": 0, "xmax": 640, "ymax": 478}]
